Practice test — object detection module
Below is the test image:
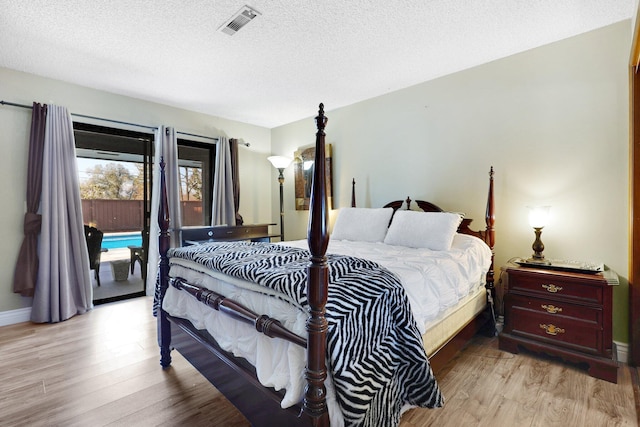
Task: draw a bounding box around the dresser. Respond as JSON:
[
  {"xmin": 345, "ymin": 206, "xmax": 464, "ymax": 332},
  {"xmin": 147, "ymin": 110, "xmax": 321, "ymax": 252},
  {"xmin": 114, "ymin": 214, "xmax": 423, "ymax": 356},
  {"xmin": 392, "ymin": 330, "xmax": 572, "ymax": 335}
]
[
  {"xmin": 498, "ymin": 264, "xmax": 618, "ymax": 383},
  {"xmin": 179, "ymin": 224, "xmax": 279, "ymax": 246}
]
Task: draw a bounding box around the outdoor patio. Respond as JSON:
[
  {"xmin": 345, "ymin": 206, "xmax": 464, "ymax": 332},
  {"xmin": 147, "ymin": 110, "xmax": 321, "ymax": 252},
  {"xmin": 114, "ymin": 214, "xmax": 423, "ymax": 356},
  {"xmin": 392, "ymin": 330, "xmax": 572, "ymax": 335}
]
[{"xmin": 92, "ymin": 247, "xmax": 145, "ymax": 301}]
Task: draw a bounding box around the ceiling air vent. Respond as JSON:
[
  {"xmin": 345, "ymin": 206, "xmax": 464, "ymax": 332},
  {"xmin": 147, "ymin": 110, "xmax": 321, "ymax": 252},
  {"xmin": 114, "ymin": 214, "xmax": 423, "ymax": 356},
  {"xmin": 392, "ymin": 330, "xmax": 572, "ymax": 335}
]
[{"xmin": 219, "ymin": 5, "xmax": 261, "ymax": 36}]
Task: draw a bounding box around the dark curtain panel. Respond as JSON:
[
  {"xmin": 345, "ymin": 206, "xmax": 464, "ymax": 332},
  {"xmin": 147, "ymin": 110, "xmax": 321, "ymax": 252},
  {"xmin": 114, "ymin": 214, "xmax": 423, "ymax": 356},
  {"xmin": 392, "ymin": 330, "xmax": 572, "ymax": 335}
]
[
  {"xmin": 13, "ymin": 102, "xmax": 47, "ymax": 297},
  {"xmin": 229, "ymin": 138, "xmax": 243, "ymax": 225}
]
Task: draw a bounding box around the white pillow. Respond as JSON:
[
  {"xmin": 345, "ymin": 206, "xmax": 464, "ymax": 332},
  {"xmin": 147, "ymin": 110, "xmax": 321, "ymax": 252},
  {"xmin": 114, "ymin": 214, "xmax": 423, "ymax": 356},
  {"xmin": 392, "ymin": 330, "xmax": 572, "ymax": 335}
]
[
  {"xmin": 383, "ymin": 210, "xmax": 462, "ymax": 250},
  {"xmin": 331, "ymin": 208, "xmax": 394, "ymax": 242}
]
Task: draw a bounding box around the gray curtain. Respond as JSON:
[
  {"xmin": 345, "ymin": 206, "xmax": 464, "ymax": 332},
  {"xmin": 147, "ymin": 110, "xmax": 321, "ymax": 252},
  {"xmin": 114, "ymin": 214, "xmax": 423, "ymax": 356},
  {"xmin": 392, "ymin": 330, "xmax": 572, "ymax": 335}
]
[
  {"xmin": 31, "ymin": 105, "xmax": 92, "ymax": 323},
  {"xmin": 211, "ymin": 137, "xmax": 235, "ymax": 226},
  {"xmin": 147, "ymin": 126, "xmax": 180, "ymax": 296},
  {"xmin": 13, "ymin": 102, "xmax": 47, "ymax": 297}
]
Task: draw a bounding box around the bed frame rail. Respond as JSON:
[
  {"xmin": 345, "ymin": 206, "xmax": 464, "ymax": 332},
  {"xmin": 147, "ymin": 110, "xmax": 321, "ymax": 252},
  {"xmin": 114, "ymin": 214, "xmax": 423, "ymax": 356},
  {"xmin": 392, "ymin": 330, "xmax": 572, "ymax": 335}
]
[{"xmin": 171, "ymin": 277, "xmax": 307, "ymax": 348}]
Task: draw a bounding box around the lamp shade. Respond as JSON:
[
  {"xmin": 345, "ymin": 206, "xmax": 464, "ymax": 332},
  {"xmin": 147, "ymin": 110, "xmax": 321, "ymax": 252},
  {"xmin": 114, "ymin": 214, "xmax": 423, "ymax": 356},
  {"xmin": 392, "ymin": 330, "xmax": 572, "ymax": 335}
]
[
  {"xmin": 268, "ymin": 156, "xmax": 292, "ymax": 169},
  {"xmin": 528, "ymin": 206, "xmax": 550, "ymax": 228}
]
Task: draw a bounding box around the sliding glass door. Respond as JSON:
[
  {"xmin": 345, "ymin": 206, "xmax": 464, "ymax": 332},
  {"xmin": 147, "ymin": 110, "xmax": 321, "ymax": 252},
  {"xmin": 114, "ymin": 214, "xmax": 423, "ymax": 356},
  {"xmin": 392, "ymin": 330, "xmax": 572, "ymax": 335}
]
[{"xmin": 74, "ymin": 123, "xmax": 154, "ymax": 304}]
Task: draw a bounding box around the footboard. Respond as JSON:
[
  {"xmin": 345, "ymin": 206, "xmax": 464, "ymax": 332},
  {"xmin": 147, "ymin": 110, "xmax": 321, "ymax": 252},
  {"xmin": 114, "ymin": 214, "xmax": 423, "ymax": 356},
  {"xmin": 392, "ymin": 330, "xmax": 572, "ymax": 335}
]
[
  {"xmin": 156, "ymin": 104, "xmax": 331, "ymax": 427},
  {"xmin": 156, "ymin": 103, "xmax": 496, "ymax": 427}
]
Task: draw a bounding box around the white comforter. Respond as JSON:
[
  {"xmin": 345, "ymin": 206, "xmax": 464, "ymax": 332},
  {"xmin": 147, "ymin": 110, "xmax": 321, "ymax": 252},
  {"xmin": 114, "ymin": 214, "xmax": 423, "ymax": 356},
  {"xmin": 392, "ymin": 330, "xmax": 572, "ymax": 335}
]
[
  {"xmin": 162, "ymin": 233, "xmax": 491, "ymax": 424},
  {"xmin": 285, "ymin": 234, "xmax": 492, "ymax": 334}
]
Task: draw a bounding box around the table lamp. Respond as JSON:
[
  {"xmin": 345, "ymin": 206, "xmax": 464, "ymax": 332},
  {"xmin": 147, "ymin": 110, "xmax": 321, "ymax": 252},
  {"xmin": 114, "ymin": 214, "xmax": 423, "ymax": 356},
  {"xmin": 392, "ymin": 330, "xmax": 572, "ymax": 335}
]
[{"xmin": 527, "ymin": 205, "xmax": 551, "ymax": 264}]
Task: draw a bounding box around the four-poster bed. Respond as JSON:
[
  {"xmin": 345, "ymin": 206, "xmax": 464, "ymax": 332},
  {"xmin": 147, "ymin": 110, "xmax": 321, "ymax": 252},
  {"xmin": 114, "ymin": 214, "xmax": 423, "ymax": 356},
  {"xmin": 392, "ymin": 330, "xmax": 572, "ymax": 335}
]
[{"xmin": 156, "ymin": 103, "xmax": 496, "ymax": 426}]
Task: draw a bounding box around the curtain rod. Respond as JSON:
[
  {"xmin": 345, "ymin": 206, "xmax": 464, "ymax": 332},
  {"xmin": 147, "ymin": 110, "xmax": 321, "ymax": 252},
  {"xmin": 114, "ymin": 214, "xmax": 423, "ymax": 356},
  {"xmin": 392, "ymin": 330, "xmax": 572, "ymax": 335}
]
[
  {"xmin": 1, "ymin": 100, "xmax": 158, "ymax": 131},
  {"xmin": 175, "ymin": 130, "xmax": 250, "ymax": 147},
  {"xmin": 2, "ymin": 100, "xmax": 251, "ymax": 147}
]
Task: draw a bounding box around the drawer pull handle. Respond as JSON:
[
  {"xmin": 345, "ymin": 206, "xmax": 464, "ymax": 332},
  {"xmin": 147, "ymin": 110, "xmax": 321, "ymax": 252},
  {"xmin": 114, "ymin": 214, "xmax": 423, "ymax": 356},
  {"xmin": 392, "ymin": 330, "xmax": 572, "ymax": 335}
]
[
  {"xmin": 541, "ymin": 304, "xmax": 563, "ymax": 314},
  {"xmin": 542, "ymin": 284, "xmax": 563, "ymax": 293},
  {"xmin": 540, "ymin": 323, "xmax": 565, "ymax": 336}
]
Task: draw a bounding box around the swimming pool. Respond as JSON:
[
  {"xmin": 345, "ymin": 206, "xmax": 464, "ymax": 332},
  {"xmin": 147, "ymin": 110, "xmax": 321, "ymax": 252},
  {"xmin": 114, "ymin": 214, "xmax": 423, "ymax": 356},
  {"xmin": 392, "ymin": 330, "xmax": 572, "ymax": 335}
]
[{"xmin": 102, "ymin": 233, "xmax": 142, "ymax": 250}]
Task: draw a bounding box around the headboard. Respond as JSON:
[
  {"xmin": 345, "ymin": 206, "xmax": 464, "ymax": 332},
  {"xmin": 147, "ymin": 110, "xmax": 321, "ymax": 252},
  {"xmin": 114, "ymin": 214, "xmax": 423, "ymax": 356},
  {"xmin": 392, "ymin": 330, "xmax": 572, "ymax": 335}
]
[
  {"xmin": 383, "ymin": 196, "xmax": 482, "ymax": 241},
  {"xmin": 349, "ymin": 167, "xmax": 496, "ymax": 290}
]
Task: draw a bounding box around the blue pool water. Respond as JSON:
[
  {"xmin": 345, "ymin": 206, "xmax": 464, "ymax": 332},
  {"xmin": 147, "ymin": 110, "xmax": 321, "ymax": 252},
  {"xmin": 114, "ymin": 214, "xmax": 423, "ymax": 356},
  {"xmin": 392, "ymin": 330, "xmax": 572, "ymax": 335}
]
[{"xmin": 102, "ymin": 233, "xmax": 142, "ymax": 250}]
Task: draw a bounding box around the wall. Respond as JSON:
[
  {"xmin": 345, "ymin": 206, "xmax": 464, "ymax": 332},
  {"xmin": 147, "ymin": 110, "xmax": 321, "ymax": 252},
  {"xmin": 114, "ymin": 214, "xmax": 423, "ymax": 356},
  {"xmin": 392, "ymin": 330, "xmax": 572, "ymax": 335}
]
[
  {"xmin": 0, "ymin": 67, "xmax": 273, "ymax": 313},
  {"xmin": 271, "ymin": 22, "xmax": 632, "ymax": 343},
  {"xmin": 0, "ymin": 21, "xmax": 632, "ymax": 344}
]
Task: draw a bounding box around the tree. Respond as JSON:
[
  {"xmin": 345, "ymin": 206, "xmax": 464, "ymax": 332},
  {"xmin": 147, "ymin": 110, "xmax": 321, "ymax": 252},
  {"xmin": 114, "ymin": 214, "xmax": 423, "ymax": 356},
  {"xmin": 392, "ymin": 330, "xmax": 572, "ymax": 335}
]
[
  {"xmin": 180, "ymin": 166, "xmax": 202, "ymax": 201},
  {"xmin": 131, "ymin": 164, "xmax": 145, "ymax": 200},
  {"xmin": 80, "ymin": 163, "xmax": 140, "ymax": 200}
]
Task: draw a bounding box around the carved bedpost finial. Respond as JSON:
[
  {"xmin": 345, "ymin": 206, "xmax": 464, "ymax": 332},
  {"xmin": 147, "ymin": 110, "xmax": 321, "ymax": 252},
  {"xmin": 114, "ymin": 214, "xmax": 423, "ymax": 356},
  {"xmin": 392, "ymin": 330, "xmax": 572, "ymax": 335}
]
[
  {"xmin": 315, "ymin": 103, "xmax": 328, "ymax": 131},
  {"xmin": 351, "ymin": 178, "xmax": 356, "ymax": 208}
]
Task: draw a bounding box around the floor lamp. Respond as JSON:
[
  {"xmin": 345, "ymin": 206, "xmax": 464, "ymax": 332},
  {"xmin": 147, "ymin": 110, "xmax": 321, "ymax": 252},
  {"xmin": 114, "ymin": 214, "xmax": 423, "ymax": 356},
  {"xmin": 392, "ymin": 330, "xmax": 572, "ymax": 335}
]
[{"xmin": 267, "ymin": 156, "xmax": 292, "ymax": 241}]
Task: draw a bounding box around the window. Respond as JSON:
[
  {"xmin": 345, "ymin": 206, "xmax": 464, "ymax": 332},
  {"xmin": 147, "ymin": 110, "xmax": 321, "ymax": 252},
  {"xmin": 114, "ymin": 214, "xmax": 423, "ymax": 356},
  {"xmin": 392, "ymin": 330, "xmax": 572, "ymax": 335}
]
[{"xmin": 177, "ymin": 140, "xmax": 216, "ymax": 226}]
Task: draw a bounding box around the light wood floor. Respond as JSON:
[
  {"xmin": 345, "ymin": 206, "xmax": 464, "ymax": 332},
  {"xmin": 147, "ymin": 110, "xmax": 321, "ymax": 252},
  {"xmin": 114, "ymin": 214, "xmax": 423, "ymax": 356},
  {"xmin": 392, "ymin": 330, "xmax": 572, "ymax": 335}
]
[{"xmin": 1, "ymin": 296, "xmax": 637, "ymax": 426}]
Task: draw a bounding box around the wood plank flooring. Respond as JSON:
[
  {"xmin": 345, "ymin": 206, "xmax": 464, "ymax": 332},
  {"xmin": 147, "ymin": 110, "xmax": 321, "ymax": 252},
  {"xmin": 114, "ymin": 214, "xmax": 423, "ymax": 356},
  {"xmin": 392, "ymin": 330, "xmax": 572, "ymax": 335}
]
[{"xmin": 0, "ymin": 296, "xmax": 636, "ymax": 426}]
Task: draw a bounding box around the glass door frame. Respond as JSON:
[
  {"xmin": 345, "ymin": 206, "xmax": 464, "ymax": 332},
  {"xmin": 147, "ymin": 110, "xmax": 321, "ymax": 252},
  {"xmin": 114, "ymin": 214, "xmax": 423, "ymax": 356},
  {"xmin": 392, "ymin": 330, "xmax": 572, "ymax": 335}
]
[{"xmin": 74, "ymin": 122, "xmax": 154, "ymax": 304}]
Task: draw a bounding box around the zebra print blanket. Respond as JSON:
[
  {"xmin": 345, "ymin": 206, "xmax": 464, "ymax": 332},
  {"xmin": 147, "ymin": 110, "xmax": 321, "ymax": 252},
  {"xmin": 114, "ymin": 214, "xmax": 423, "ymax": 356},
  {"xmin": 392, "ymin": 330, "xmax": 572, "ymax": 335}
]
[{"xmin": 167, "ymin": 241, "xmax": 444, "ymax": 426}]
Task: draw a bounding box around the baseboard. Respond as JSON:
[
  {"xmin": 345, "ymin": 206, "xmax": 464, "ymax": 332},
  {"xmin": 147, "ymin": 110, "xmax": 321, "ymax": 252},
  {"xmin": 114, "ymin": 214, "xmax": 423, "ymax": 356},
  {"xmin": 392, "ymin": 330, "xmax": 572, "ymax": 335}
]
[
  {"xmin": 615, "ymin": 340, "xmax": 629, "ymax": 364},
  {"xmin": 0, "ymin": 307, "xmax": 31, "ymax": 326}
]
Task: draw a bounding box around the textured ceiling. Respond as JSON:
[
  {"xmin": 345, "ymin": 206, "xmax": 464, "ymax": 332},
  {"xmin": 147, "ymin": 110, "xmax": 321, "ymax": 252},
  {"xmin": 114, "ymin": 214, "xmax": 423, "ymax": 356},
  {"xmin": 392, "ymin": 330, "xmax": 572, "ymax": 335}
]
[{"xmin": 0, "ymin": 1, "xmax": 634, "ymax": 128}]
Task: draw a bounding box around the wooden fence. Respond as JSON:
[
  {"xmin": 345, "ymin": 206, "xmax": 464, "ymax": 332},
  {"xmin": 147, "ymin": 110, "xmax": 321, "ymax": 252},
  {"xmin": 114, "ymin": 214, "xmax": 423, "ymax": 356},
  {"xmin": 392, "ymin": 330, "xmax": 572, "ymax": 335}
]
[{"xmin": 82, "ymin": 199, "xmax": 204, "ymax": 232}]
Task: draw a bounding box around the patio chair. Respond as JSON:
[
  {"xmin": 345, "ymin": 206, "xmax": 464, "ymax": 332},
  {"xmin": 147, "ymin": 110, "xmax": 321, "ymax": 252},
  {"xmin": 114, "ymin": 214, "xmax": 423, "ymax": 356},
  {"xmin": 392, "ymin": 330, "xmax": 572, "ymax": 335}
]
[
  {"xmin": 128, "ymin": 230, "xmax": 148, "ymax": 279},
  {"xmin": 84, "ymin": 225, "xmax": 104, "ymax": 286}
]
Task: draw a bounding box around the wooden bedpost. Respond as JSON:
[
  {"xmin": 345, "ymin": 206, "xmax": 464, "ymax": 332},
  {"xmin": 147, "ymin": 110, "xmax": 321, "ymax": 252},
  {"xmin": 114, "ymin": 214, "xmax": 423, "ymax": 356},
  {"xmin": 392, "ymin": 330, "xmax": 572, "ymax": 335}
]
[
  {"xmin": 484, "ymin": 166, "xmax": 496, "ymax": 295},
  {"xmin": 157, "ymin": 157, "xmax": 172, "ymax": 368},
  {"xmin": 304, "ymin": 103, "xmax": 330, "ymax": 427},
  {"xmin": 351, "ymin": 178, "xmax": 356, "ymax": 207}
]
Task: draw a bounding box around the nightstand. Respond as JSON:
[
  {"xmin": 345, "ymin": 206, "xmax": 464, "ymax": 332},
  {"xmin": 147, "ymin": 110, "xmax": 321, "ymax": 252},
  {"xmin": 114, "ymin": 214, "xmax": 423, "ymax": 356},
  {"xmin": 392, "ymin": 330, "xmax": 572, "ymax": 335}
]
[{"xmin": 498, "ymin": 264, "xmax": 618, "ymax": 383}]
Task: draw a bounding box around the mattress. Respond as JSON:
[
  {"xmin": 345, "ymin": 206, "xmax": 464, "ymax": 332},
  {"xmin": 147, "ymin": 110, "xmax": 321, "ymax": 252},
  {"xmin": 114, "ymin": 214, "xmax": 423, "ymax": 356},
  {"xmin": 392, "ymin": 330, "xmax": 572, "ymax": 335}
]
[{"xmin": 422, "ymin": 285, "xmax": 487, "ymax": 356}]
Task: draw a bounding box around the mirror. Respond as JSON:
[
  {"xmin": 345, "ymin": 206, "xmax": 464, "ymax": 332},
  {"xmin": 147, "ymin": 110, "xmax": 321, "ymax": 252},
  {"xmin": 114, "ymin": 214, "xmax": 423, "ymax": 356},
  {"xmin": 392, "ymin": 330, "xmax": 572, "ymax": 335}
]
[{"xmin": 294, "ymin": 144, "xmax": 333, "ymax": 210}]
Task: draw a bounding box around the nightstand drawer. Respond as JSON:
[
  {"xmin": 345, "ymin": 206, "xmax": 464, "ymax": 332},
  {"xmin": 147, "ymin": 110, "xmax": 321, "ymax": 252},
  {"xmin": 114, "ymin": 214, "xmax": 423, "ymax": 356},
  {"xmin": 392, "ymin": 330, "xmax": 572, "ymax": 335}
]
[
  {"xmin": 508, "ymin": 270, "xmax": 602, "ymax": 304},
  {"xmin": 507, "ymin": 294, "xmax": 601, "ymax": 324},
  {"xmin": 508, "ymin": 306, "xmax": 603, "ymax": 355}
]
